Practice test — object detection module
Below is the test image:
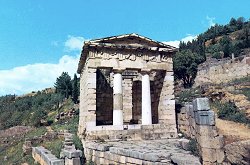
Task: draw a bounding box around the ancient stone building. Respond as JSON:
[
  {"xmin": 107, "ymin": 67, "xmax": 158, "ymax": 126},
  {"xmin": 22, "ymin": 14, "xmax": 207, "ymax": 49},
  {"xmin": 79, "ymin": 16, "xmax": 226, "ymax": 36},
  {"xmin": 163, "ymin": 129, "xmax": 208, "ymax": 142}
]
[{"xmin": 77, "ymin": 33, "xmax": 178, "ymax": 140}]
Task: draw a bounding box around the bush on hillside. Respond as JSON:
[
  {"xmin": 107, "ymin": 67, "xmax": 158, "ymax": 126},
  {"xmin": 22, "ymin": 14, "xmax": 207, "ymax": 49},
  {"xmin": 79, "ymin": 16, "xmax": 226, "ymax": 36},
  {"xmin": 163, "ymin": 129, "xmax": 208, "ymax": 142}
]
[
  {"xmin": 0, "ymin": 92, "xmax": 64, "ymax": 129},
  {"xmin": 217, "ymin": 101, "xmax": 249, "ymax": 124}
]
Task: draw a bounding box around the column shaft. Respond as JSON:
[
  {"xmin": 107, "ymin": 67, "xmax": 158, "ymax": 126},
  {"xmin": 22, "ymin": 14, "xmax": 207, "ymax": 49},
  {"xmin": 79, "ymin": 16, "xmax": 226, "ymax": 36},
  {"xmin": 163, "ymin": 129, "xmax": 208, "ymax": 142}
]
[
  {"xmin": 113, "ymin": 72, "xmax": 123, "ymax": 125},
  {"xmin": 142, "ymin": 73, "xmax": 152, "ymax": 125}
]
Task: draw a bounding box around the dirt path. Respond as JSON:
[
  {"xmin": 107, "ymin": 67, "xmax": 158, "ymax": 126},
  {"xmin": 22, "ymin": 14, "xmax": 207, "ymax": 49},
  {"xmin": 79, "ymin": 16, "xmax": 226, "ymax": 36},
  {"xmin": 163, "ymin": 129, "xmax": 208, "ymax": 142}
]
[{"xmin": 216, "ymin": 118, "xmax": 250, "ymax": 144}]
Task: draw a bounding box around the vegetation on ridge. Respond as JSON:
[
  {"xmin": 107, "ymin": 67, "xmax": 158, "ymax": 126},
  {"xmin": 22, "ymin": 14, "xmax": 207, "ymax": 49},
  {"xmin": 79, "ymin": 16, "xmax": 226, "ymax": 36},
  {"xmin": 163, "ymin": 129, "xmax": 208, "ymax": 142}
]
[{"xmin": 174, "ymin": 17, "xmax": 250, "ymax": 88}]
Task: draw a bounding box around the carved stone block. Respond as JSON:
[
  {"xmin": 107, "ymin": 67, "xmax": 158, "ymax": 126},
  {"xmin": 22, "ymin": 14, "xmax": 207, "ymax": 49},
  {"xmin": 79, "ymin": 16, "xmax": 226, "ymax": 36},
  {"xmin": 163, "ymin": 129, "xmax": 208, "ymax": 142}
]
[{"xmin": 195, "ymin": 111, "xmax": 215, "ymax": 126}]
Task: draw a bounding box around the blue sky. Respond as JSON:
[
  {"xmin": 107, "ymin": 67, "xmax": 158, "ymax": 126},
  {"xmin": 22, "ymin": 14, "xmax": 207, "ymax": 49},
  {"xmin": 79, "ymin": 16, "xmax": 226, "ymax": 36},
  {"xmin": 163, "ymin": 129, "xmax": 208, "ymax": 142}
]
[{"xmin": 0, "ymin": 0, "xmax": 250, "ymax": 95}]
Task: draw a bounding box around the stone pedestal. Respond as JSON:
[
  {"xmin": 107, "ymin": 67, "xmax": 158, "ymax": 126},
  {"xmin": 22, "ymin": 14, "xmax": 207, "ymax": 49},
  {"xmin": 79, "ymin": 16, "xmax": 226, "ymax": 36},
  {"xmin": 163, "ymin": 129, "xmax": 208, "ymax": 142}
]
[
  {"xmin": 141, "ymin": 71, "xmax": 152, "ymax": 125},
  {"xmin": 113, "ymin": 70, "xmax": 123, "ymax": 126}
]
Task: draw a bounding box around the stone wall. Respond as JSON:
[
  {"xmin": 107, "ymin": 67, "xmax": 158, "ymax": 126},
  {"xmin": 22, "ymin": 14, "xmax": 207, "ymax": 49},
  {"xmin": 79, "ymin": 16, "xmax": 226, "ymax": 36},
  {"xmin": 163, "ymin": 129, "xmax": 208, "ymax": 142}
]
[
  {"xmin": 194, "ymin": 54, "xmax": 250, "ymax": 86},
  {"xmin": 224, "ymin": 140, "xmax": 250, "ymax": 165},
  {"xmin": 78, "ymin": 65, "xmax": 97, "ymax": 138},
  {"xmin": 177, "ymin": 98, "xmax": 225, "ymax": 165},
  {"xmin": 32, "ymin": 146, "xmax": 64, "ymax": 165},
  {"xmin": 123, "ymin": 78, "xmax": 133, "ymax": 124},
  {"xmin": 84, "ymin": 124, "xmax": 177, "ymax": 141}
]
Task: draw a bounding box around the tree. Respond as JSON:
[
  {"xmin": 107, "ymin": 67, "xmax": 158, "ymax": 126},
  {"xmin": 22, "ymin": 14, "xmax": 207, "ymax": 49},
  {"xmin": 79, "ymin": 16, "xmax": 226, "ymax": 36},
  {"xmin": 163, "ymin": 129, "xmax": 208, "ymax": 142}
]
[
  {"xmin": 173, "ymin": 50, "xmax": 203, "ymax": 88},
  {"xmin": 236, "ymin": 17, "xmax": 245, "ymax": 30},
  {"xmin": 229, "ymin": 17, "xmax": 237, "ymax": 26},
  {"xmin": 219, "ymin": 36, "xmax": 232, "ymax": 57},
  {"xmin": 72, "ymin": 74, "xmax": 79, "ymax": 104},
  {"xmin": 54, "ymin": 72, "xmax": 72, "ymax": 99}
]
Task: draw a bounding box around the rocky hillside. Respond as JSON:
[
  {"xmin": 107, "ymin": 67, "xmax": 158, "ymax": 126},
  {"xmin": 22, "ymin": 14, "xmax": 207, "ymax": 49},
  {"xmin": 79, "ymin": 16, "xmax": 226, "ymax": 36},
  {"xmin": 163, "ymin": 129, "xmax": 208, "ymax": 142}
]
[
  {"xmin": 176, "ymin": 76, "xmax": 250, "ymax": 145},
  {"xmin": 0, "ymin": 90, "xmax": 80, "ymax": 164}
]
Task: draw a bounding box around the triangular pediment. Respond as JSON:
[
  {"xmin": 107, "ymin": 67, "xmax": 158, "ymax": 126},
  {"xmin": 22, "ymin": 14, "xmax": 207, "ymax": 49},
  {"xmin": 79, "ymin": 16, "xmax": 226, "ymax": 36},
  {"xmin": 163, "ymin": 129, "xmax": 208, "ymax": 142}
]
[{"xmin": 86, "ymin": 33, "xmax": 176, "ymax": 49}]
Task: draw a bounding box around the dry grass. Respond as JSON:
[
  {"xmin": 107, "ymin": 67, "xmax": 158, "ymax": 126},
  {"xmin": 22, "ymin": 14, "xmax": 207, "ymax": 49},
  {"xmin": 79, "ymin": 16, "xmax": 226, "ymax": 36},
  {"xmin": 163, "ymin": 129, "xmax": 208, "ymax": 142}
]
[{"xmin": 216, "ymin": 118, "xmax": 250, "ymax": 144}]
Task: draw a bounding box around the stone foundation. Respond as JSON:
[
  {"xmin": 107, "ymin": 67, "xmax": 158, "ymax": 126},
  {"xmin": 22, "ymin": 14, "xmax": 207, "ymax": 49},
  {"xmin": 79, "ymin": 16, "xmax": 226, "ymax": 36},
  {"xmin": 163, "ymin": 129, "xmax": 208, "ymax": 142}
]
[
  {"xmin": 83, "ymin": 139, "xmax": 201, "ymax": 165},
  {"xmin": 85, "ymin": 124, "xmax": 177, "ymax": 141}
]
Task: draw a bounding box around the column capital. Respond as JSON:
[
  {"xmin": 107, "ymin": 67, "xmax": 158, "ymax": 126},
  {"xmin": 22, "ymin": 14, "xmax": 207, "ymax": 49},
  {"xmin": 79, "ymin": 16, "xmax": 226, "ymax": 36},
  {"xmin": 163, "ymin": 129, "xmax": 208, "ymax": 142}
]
[
  {"xmin": 140, "ymin": 69, "xmax": 151, "ymax": 75},
  {"xmin": 113, "ymin": 68, "xmax": 125, "ymax": 74}
]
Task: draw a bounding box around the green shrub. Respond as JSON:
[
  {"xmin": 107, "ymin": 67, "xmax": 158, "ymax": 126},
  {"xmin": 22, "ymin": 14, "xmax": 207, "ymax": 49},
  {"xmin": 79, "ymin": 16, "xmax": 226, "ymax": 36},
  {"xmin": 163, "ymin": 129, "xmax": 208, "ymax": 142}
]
[
  {"xmin": 230, "ymin": 76, "xmax": 250, "ymax": 84},
  {"xmin": 187, "ymin": 139, "xmax": 199, "ymax": 156},
  {"xmin": 217, "ymin": 101, "xmax": 249, "ymax": 124},
  {"xmin": 176, "ymin": 88, "xmax": 202, "ymax": 105},
  {"xmin": 241, "ymin": 88, "xmax": 250, "ymax": 101},
  {"xmin": 212, "ymin": 52, "xmax": 222, "ymax": 59},
  {"xmin": 51, "ymin": 115, "xmax": 79, "ymax": 134},
  {"xmin": 73, "ymin": 134, "xmax": 83, "ymax": 151},
  {"xmin": 42, "ymin": 139, "xmax": 63, "ymax": 158}
]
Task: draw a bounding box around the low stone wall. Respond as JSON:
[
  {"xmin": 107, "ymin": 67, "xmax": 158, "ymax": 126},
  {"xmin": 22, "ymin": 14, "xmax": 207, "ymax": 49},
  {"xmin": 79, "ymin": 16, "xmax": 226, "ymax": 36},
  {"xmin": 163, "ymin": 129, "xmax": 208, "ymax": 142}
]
[
  {"xmin": 177, "ymin": 98, "xmax": 225, "ymax": 165},
  {"xmin": 32, "ymin": 146, "xmax": 64, "ymax": 165},
  {"xmin": 194, "ymin": 54, "xmax": 250, "ymax": 86}
]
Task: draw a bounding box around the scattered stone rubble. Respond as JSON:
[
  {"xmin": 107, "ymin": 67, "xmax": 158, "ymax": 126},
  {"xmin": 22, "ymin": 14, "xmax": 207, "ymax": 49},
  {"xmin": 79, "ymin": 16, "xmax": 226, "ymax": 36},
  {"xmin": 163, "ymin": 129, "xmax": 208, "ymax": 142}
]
[
  {"xmin": 60, "ymin": 131, "xmax": 82, "ymax": 165},
  {"xmin": 84, "ymin": 139, "xmax": 201, "ymax": 165},
  {"xmin": 23, "ymin": 131, "xmax": 59, "ymax": 155},
  {"xmin": 56, "ymin": 108, "xmax": 77, "ymax": 121}
]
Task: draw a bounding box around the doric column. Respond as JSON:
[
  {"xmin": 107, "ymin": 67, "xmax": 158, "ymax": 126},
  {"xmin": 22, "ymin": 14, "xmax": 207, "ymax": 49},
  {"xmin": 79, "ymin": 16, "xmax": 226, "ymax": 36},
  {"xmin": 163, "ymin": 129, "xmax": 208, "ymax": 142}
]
[
  {"xmin": 141, "ymin": 70, "xmax": 152, "ymax": 125},
  {"xmin": 113, "ymin": 69, "xmax": 123, "ymax": 125}
]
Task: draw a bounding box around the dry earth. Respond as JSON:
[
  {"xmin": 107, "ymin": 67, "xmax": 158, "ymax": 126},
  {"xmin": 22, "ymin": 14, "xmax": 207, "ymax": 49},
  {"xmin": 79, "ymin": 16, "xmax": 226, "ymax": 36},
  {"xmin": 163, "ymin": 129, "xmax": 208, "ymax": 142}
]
[{"xmin": 216, "ymin": 118, "xmax": 250, "ymax": 144}]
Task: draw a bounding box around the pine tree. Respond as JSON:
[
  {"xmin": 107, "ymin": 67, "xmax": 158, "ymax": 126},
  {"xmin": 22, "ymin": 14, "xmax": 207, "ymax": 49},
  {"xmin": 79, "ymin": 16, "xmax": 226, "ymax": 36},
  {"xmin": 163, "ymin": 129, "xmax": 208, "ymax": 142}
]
[
  {"xmin": 54, "ymin": 72, "xmax": 72, "ymax": 99},
  {"xmin": 72, "ymin": 74, "xmax": 79, "ymax": 104}
]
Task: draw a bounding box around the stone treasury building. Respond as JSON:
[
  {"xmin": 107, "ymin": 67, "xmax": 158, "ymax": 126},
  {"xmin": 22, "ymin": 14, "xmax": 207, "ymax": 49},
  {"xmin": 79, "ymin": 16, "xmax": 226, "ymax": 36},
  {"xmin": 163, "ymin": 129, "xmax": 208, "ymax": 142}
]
[{"xmin": 77, "ymin": 33, "xmax": 178, "ymax": 141}]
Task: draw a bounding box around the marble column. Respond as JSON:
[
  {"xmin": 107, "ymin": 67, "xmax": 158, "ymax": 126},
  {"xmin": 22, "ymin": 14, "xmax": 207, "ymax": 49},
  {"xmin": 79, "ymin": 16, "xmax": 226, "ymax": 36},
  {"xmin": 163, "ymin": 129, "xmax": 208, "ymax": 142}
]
[
  {"xmin": 141, "ymin": 70, "xmax": 152, "ymax": 125},
  {"xmin": 113, "ymin": 69, "xmax": 123, "ymax": 125}
]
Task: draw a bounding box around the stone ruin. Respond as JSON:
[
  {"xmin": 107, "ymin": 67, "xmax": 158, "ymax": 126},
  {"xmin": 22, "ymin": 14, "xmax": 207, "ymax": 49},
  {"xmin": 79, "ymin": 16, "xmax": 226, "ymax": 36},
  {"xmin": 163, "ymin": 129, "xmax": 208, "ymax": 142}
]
[
  {"xmin": 77, "ymin": 33, "xmax": 178, "ymax": 141},
  {"xmin": 76, "ymin": 33, "xmax": 249, "ymax": 165},
  {"xmin": 177, "ymin": 98, "xmax": 225, "ymax": 164},
  {"xmin": 31, "ymin": 130, "xmax": 82, "ymax": 165}
]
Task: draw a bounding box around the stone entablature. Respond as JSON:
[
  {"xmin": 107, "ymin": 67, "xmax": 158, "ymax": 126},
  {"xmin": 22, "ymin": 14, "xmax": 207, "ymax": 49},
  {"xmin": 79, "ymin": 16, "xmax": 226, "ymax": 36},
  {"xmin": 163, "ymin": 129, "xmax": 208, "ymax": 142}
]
[{"xmin": 77, "ymin": 33, "xmax": 177, "ymax": 141}]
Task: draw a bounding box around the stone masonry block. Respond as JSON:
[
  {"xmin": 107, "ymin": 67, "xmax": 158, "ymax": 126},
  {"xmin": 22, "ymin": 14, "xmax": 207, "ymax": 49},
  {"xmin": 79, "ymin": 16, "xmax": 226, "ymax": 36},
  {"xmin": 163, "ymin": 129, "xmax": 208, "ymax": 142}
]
[
  {"xmin": 197, "ymin": 135, "xmax": 224, "ymax": 149},
  {"xmin": 51, "ymin": 159, "xmax": 64, "ymax": 165},
  {"xmin": 62, "ymin": 149, "xmax": 82, "ymax": 159},
  {"xmin": 201, "ymin": 148, "xmax": 217, "ymax": 163},
  {"xmin": 193, "ymin": 98, "xmax": 210, "ymax": 111},
  {"xmin": 196, "ymin": 125, "xmax": 218, "ymax": 137},
  {"xmin": 195, "ymin": 111, "xmax": 215, "ymax": 126}
]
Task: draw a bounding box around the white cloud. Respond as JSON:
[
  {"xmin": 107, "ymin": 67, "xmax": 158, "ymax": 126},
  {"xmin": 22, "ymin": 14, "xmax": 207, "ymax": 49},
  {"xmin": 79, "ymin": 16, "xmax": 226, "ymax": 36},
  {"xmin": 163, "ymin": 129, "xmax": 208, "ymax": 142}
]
[
  {"xmin": 163, "ymin": 35, "xmax": 197, "ymax": 48},
  {"xmin": 206, "ymin": 16, "xmax": 215, "ymax": 27},
  {"xmin": 0, "ymin": 55, "xmax": 79, "ymax": 96},
  {"xmin": 64, "ymin": 35, "xmax": 86, "ymax": 52},
  {"xmin": 0, "ymin": 35, "xmax": 89, "ymax": 96}
]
